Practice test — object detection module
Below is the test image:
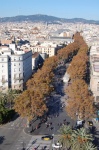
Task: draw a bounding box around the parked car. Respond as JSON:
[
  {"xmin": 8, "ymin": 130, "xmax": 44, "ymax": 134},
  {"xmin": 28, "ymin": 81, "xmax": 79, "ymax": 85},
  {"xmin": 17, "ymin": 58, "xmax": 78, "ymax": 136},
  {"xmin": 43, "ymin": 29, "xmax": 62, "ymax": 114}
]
[
  {"xmin": 73, "ymin": 124, "xmax": 83, "ymax": 130},
  {"xmin": 41, "ymin": 135, "xmax": 53, "ymax": 141},
  {"xmin": 73, "ymin": 120, "xmax": 84, "ymax": 130}
]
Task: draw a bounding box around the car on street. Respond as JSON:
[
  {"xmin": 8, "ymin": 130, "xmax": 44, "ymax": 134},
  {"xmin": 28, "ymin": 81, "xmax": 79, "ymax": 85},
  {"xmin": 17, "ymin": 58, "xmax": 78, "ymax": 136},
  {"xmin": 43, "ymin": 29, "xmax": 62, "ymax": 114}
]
[
  {"xmin": 73, "ymin": 124, "xmax": 83, "ymax": 130},
  {"xmin": 41, "ymin": 135, "xmax": 53, "ymax": 141},
  {"xmin": 73, "ymin": 120, "xmax": 84, "ymax": 130},
  {"xmin": 88, "ymin": 121, "xmax": 93, "ymax": 126}
]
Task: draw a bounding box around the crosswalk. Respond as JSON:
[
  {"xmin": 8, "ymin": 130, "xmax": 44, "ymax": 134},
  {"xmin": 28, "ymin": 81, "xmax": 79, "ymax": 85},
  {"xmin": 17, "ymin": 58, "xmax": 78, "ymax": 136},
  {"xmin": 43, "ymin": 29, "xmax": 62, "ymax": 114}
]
[
  {"xmin": 13, "ymin": 135, "xmax": 32, "ymax": 150},
  {"xmin": 26, "ymin": 136, "xmax": 52, "ymax": 150},
  {"xmin": 1, "ymin": 117, "xmax": 27, "ymax": 130}
]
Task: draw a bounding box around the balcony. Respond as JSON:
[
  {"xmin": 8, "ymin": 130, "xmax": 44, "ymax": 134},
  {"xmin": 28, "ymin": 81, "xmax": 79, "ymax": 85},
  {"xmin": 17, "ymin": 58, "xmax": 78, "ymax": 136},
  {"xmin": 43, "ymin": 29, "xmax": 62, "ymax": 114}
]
[
  {"xmin": 14, "ymin": 76, "xmax": 23, "ymax": 81},
  {"xmin": 2, "ymin": 79, "xmax": 8, "ymax": 84}
]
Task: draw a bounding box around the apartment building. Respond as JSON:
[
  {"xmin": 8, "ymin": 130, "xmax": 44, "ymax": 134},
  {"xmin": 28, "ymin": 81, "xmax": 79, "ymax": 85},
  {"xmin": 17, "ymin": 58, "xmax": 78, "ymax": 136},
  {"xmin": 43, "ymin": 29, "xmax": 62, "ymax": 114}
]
[
  {"xmin": 31, "ymin": 44, "xmax": 58, "ymax": 57},
  {"xmin": 90, "ymin": 46, "xmax": 99, "ymax": 102},
  {"xmin": 32, "ymin": 52, "xmax": 40, "ymax": 70},
  {"xmin": 0, "ymin": 45, "xmax": 32, "ymax": 92}
]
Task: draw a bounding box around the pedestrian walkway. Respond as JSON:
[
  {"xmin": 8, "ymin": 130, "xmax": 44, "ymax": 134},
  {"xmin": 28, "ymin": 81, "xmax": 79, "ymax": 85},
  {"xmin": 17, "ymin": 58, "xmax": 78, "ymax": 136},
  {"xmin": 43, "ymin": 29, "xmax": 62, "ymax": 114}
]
[
  {"xmin": 26, "ymin": 136, "xmax": 52, "ymax": 150},
  {"xmin": 92, "ymin": 118, "xmax": 99, "ymax": 130}
]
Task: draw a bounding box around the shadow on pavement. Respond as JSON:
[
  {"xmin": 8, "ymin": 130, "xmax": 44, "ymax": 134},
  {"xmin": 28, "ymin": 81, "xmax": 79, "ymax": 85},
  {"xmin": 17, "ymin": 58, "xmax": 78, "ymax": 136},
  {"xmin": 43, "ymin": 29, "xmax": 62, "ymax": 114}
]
[
  {"xmin": 88, "ymin": 126, "xmax": 99, "ymax": 150},
  {"xmin": 0, "ymin": 136, "xmax": 5, "ymax": 144},
  {"xmin": 24, "ymin": 63, "xmax": 76, "ymax": 136},
  {"xmin": 10, "ymin": 113, "xmax": 19, "ymax": 122}
]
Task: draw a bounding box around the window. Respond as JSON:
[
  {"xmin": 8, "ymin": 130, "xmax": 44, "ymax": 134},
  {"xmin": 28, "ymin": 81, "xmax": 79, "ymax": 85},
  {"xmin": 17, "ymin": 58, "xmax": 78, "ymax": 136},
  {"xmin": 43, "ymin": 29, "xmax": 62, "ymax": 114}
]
[
  {"xmin": 97, "ymin": 84, "xmax": 99, "ymax": 91},
  {"xmin": 19, "ymin": 84, "xmax": 21, "ymax": 88},
  {"xmin": 2, "ymin": 64, "xmax": 4, "ymax": 67},
  {"xmin": 2, "ymin": 58, "xmax": 4, "ymax": 61},
  {"xmin": 14, "ymin": 74, "xmax": 16, "ymax": 79},
  {"xmin": 2, "ymin": 75, "xmax": 5, "ymax": 82},
  {"xmin": 9, "ymin": 75, "xmax": 11, "ymax": 78},
  {"xmin": 14, "ymin": 63, "xmax": 16, "ymax": 66},
  {"xmin": 2, "ymin": 87, "xmax": 6, "ymax": 90},
  {"xmin": 96, "ymin": 96, "xmax": 99, "ymax": 102},
  {"xmin": 14, "ymin": 57, "xmax": 16, "ymax": 61},
  {"xmin": 14, "ymin": 68, "xmax": 16, "ymax": 72}
]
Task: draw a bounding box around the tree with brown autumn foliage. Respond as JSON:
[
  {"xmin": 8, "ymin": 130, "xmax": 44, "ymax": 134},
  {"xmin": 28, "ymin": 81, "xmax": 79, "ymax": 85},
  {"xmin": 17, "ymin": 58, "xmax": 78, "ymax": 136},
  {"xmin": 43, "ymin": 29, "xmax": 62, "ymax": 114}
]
[{"xmin": 65, "ymin": 79, "xmax": 95, "ymax": 120}]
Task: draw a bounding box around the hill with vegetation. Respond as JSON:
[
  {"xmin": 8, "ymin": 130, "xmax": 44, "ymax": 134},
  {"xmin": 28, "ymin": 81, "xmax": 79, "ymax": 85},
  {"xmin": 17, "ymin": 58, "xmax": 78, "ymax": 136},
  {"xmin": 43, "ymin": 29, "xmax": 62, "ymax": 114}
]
[{"xmin": 0, "ymin": 14, "xmax": 99, "ymax": 24}]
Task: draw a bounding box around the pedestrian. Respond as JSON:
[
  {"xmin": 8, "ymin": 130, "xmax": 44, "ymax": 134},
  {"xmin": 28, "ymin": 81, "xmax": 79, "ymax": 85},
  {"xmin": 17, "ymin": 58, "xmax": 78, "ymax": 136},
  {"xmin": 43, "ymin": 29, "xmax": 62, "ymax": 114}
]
[
  {"xmin": 56, "ymin": 114, "xmax": 58, "ymax": 117},
  {"xmin": 51, "ymin": 122, "xmax": 52, "ymax": 125},
  {"xmin": 49, "ymin": 123, "xmax": 52, "ymax": 126},
  {"xmin": 64, "ymin": 122, "xmax": 66, "ymax": 125},
  {"xmin": 64, "ymin": 119, "xmax": 66, "ymax": 122},
  {"xmin": 36, "ymin": 124, "xmax": 39, "ymax": 129},
  {"xmin": 46, "ymin": 124, "xmax": 49, "ymax": 128},
  {"xmin": 50, "ymin": 127, "xmax": 53, "ymax": 130}
]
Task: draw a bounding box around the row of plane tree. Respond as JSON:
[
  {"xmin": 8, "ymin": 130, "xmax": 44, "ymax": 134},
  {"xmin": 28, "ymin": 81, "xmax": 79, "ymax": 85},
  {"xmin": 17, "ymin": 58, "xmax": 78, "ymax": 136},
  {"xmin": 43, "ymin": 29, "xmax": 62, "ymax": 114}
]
[{"xmin": 14, "ymin": 32, "xmax": 95, "ymax": 122}]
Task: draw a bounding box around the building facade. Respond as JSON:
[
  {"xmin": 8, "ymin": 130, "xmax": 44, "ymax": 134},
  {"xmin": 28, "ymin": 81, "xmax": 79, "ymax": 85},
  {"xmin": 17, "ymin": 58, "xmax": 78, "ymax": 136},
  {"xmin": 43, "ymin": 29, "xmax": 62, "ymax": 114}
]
[
  {"xmin": 0, "ymin": 46, "xmax": 32, "ymax": 92},
  {"xmin": 90, "ymin": 46, "xmax": 99, "ymax": 102}
]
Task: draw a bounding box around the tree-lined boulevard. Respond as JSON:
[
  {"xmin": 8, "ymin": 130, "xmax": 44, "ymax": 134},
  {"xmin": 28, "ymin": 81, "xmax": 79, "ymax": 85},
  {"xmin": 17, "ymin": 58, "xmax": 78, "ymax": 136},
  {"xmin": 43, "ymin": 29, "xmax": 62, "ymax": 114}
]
[
  {"xmin": 0, "ymin": 61, "xmax": 74, "ymax": 150},
  {"xmin": 0, "ymin": 32, "xmax": 98, "ymax": 150}
]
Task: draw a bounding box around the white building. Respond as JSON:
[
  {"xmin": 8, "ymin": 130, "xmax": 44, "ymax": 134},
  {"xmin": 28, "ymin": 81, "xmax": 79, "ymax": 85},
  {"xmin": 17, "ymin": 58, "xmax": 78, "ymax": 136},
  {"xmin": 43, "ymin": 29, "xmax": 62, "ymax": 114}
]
[
  {"xmin": 32, "ymin": 52, "xmax": 40, "ymax": 70},
  {"xmin": 0, "ymin": 45, "xmax": 32, "ymax": 92},
  {"xmin": 31, "ymin": 44, "xmax": 58, "ymax": 57},
  {"xmin": 90, "ymin": 46, "xmax": 99, "ymax": 102}
]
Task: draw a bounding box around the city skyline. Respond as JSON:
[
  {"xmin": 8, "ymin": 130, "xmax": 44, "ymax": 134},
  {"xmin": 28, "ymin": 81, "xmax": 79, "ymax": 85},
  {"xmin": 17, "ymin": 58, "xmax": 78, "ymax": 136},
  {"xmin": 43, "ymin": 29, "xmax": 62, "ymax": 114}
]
[{"xmin": 0, "ymin": 0, "xmax": 99, "ymax": 20}]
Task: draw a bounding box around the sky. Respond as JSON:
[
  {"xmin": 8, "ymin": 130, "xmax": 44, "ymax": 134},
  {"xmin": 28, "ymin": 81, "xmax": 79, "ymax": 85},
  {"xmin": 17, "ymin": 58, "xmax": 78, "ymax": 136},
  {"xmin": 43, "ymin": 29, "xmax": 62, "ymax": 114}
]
[{"xmin": 0, "ymin": 0, "xmax": 99, "ymax": 20}]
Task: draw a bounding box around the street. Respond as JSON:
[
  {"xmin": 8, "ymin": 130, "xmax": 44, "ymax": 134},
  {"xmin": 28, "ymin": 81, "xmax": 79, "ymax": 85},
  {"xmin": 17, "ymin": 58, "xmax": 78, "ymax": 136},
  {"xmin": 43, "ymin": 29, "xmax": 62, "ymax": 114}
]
[
  {"xmin": 0, "ymin": 117, "xmax": 32, "ymax": 150},
  {"xmin": 0, "ymin": 62, "xmax": 77, "ymax": 150}
]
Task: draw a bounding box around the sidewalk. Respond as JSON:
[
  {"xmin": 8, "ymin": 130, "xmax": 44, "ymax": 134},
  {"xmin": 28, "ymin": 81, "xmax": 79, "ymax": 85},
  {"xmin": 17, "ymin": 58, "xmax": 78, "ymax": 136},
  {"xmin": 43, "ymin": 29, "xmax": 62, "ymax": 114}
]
[{"xmin": 92, "ymin": 118, "xmax": 99, "ymax": 131}]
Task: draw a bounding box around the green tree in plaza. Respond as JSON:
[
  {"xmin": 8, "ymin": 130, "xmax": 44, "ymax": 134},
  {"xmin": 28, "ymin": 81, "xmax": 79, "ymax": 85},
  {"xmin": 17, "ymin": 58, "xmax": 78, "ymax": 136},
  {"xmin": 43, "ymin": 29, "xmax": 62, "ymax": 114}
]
[
  {"xmin": 6, "ymin": 89, "xmax": 18, "ymax": 109},
  {"xmin": 59, "ymin": 125, "xmax": 73, "ymax": 149},
  {"xmin": 71, "ymin": 128, "xmax": 93, "ymax": 149},
  {"xmin": 0, "ymin": 92, "xmax": 5, "ymax": 104},
  {"xmin": 82, "ymin": 142, "xmax": 97, "ymax": 150},
  {"xmin": 59, "ymin": 125, "xmax": 96, "ymax": 150},
  {"xmin": 0, "ymin": 103, "xmax": 9, "ymax": 124}
]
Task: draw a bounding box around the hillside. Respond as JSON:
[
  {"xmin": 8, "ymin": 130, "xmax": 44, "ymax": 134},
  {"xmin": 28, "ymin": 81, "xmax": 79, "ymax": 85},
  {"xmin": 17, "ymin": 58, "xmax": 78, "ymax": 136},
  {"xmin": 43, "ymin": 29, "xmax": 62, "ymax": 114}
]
[{"xmin": 0, "ymin": 14, "xmax": 99, "ymax": 24}]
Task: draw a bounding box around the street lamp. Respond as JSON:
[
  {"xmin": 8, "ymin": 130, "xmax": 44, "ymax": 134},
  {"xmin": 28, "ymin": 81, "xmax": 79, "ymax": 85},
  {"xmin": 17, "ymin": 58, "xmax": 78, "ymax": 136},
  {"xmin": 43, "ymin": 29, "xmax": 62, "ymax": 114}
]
[{"xmin": 52, "ymin": 134, "xmax": 55, "ymax": 150}]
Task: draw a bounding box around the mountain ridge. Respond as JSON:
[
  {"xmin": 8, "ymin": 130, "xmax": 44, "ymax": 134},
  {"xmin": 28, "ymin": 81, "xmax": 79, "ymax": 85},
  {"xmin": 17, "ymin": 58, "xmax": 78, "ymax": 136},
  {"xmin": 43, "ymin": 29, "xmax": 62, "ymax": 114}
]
[{"xmin": 0, "ymin": 14, "xmax": 99, "ymax": 24}]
